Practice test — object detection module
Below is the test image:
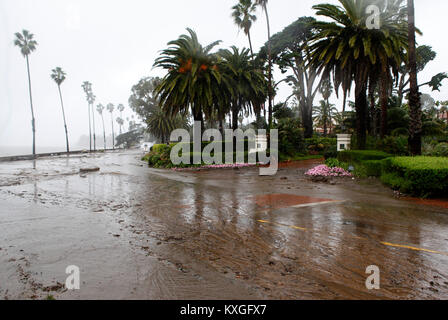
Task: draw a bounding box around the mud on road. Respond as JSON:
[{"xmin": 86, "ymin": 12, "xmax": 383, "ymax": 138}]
[{"xmin": 1, "ymin": 150, "xmax": 448, "ymax": 300}]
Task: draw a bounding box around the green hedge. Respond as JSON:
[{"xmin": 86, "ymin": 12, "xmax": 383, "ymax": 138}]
[
  {"xmin": 338, "ymin": 150, "xmax": 392, "ymax": 163},
  {"xmin": 362, "ymin": 160, "xmax": 384, "ymax": 177},
  {"xmin": 381, "ymin": 157, "xmax": 448, "ymax": 197}
]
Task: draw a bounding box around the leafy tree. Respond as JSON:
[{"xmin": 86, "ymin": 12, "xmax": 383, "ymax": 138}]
[
  {"xmin": 232, "ymin": 0, "xmax": 257, "ymax": 57},
  {"xmin": 51, "ymin": 67, "xmax": 70, "ymax": 153},
  {"xmin": 260, "ymin": 17, "xmax": 323, "ymax": 138},
  {"xmin": 129, "ymin": 76, "xmax": 190, "ymax": 143},
  {"xmin": 129, "ymin": 77, "xmax": 161, "ymax": 120},
  {"xmin": 308, "ymin": 0, "xmax": 408, "ymax": 149},
  {"xmin": 115, "ymin": 127, "xmax": 144, "ymax": 149},
  {"xmin": 96, "ymin": 104, "xmax": 107, "ymax": 150},
  {"xmin": 154, "ymin": 28, "xmax": 226, "ymax": 132},
  {"xmin": 14, "ymin": 30, "xmax": 38, "ymax": 158}
]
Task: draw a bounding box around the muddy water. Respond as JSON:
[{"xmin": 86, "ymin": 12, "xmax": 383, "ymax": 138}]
[{"xmin": 1, "ymin": 150, "xmax": 448, "ymax": 300}]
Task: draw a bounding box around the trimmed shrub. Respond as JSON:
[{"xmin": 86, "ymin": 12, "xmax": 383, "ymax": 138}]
[
  {"xmin": 363, "ymin": 160, "xmax": 383, "ymax": 177},
  {"xmin": 381, "ymin": 157, "xmax": 448, "ymax": 197},
  {"xmin": 338, "ymin": 150, "xmax": 392, "ymax": 163}
]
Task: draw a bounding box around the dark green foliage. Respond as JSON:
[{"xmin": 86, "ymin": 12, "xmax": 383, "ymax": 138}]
[
  {"xmin": 115, "ymin": 128, "xmax": 144, "ymax": 149},
  {"xmin": 323, "ymin": 145, "xmax": 338, "ymax": 159},
  {"xmin": 363, "ymin": 160, "xmax": 384, "ymax": 177},
  {"xmin": 338, "ymin": 150, "xmax": 392, "ymax": 163},
  {"xmin": 381, "ymin": 157, "xmax": 448, "ymax": 197},
  {"xmin": 325, "ymin": 158, "xmax": 341, "ymax": 168},
  {"xmin": 276, "ymin": 118, "xmax": 306, "ymax": 157},
  {"xmin": 305, "ymin": 137, "xmax": 337, "ymax": 155},
  {"xmin": 375, "ymin": 136, "xmax": 409, "ymax": 156}
]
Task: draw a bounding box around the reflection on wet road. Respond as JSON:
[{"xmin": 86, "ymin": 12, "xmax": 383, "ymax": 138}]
[{"xmin": 1, "ymin": 150, "xmax": 448, "ymax": 299}]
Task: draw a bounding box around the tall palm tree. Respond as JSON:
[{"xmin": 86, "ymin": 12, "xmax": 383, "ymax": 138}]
[
  {"xmin": 116, "ymin": 117, "xmax": 124, "ymax": 136},
  {"xmin": 97, "ymin": 104, "xmax": 107, "ymax": 150},
  {"xmin": 255, "ymin": 0, "xmax": 273, "ymax": 128},
  {"xmin": 107, "ymin": 104, "xmax": 115, "ymax": 149},
  {"xmin": 117, "ymin": 104, "xmax": 125, "ymax": 135},
  {"xmin": 219, "ymin": 46, "xmax": 267, "ymax": 131},
  {"xmin": 232, "ymin": 0, "xmax": 258, "ymax": 57},
  {"xmin": 407, "ymin": 0, "xmax": 422, "ymax": 155},
  {"xmin": 51, "ymin": 67, "xmax": 70, "ymax": 153},
  {"xmin": 88, "ymin": 93, "xmax": 96, "ymax": 151},
  {"xmin": 14, "ymin": 30, "xmax": 38, "ymax": 158},
  {"xmin": 154, "ymin": 28, "xmax": 227, "ymax": 133},
  {"xmin": 81, "ymin": 81, "xmax": 93, "ymax": 151},
  {"xmin": 308, "ymin": 0, "xmax": 408, "ymax": 149}
]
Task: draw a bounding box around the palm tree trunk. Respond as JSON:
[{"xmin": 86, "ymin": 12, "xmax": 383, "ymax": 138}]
[
  {"xmin": 88, "ymin": 103, "xmax": 92, "ymax": 152},
  {"xmin": 57, "ymin": 85, "xmax": 70, "ymax": 153},
  {"xmin": 355, "ymin": 81, "xmax": 368, "ymax": 150},
  {"xmin": 25, "ymin": 55, "xmax": 36, "ymax": 158},
  {"xmin": 380, "ymin": 73, "xmax": 389, "ymax": 138},
  {"xmin": 247, "ymin": 31, "xmax": 254, "ymax": 58},
  {"xmin": 264, "ymin": 4, "xmax": 273, "ymax": 128},
  {"xmin": 92, "ymin": 105, "xmax": 96, "ymax": 151},
  {"xmin": 407, "ymin": 0, "xmax": 422, "ymax": 155},
  {"xmin": 111, "ymin": 113, "xmax": 115, "ymax": 150},
  {"xmin": 101, "ymin": 114, "xmax": 106, "ymax": 150}
]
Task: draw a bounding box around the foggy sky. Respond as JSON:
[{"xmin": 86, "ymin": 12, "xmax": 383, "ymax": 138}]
[{"xmin": 1, "ymin": 0, "xmax": 447, "ymax": 152}]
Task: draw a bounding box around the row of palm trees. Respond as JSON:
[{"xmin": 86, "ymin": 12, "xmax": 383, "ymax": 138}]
[
  {"xmin": 14, "ymin": 29, "xmax": 129, "ymax": 156},
  {"xmin": 154, "ymin": 28, "xmax": 268, "ymax": 135}
]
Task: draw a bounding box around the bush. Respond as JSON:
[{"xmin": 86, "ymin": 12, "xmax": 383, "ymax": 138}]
[
  {"xmin": 363, "ymin": 160, "xmax": 383, "ymax": 177},
  {"xmin": 381, "ymin": 157, "xmax": 448, "ymax": 197},
  {"xmin": 424, "ymin": 142, "xmax": 448, "ymax": 157},
  {"xmin": 325, "ymin": 158, "xmax": 341, "ymax": 168},
  {"xmin": 375, "ymin": 136, "xmax": 409, "ymax": 156},
  {"xmin": 338, "ymin": 150, "xmax": 392, "ymax": 163},
  {"xmin": 276, "ymin": 119, "xmax": 306, "ymax": 157},
  {"xmin": 305, "ymin": 137, "xmax": 337, "ymax": 154},
  {"xmin": 323, "ymin": 145, "xmax": 338, "ymax": 160}
]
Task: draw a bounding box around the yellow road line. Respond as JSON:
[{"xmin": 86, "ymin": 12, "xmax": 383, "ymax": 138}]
[
  {"xmin": 380, "ymin": 242, "xmax": 448, "ymax": 256},
  {"xmin": 257, "ymin": 220, "xmax": 307, "ymax": 231},
  {"xmin": 257, "ymin": 220, "xmax": 448, "ymax": 257}
]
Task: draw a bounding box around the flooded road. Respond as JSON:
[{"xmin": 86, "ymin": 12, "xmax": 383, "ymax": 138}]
[{"xmin": 1, "ymin": 150, "xmax": 448, "ymax": 300}]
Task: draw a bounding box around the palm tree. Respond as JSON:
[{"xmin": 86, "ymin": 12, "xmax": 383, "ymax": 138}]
[
  {"xmin": 96, "ymin": 104, "xmax": 107, "ymax": 150},
  {"xmin": 308, "ymin": 0, "xmax": 408, "ymax": 149},
  {"xmin": 51, "ymin": 67, "xmax": 70, "ymax": 153},
  {"xmin": 81, "ymin": 81, "xmax": 93, "ymax": 151},
  {"xmin": 407, "ymin": 0, "xmax": 422, "ymax": 155},
  {"xmin": 14, "ymin": 30, "xmax": 38, "ymax": 158},
  {"xmin": 117, "ymin": 104, "xmax": 125, "ymax": 135},
  {"xmin": 255, "ymin": 0, "xmax": 273, "ymax": 128},
  {"xmin": 107, "ymin": 104, "xmax": 115, "ymax": 149},
  {"xmin": 147, "ymin": 106, "xmax": 189, "ymax": 143},
  {"xmin": 313, "ymin": 100, "xmax": 338, "ymax": 136},
  {"xmin": 88, "ymin": 93, "xmax": 97, "ymax": 151},
  {"xmin": 116, "ymin": 117, "xmax": 124, "ymax": 137},
  {"xmin": 219, "ymin": 46, "xmax": 267, "ymax": 131},
  {"xmin": 154, "ymin": 28, "xmax": 227, "ymax": 133},
  {"xmin": 232, "ymin": 0, "xmax": 258, "ymax": 57}
]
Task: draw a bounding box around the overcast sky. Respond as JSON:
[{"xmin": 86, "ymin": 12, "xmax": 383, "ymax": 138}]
[{"xmin": 1, "ymin": 0, "xmax": 447, "ymax": 152}]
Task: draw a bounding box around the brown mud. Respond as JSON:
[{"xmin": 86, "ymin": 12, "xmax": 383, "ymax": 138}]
[{"xmin": 1, "ymin": 150, "xmax": 448, "ymax": 300}]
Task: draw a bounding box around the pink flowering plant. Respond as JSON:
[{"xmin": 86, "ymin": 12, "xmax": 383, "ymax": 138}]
[{"xmin": 305, "ymin": 165, "xmax": 352, "ymax": 177}]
